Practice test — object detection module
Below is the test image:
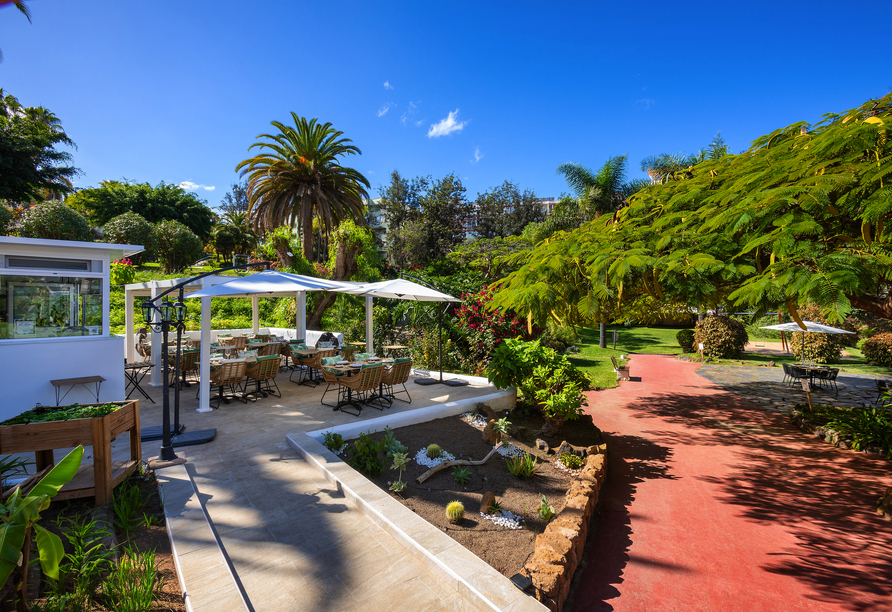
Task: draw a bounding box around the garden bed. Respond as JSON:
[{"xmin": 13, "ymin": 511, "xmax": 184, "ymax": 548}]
[{"xmin": 342, "ymin": 409, "xmax": 604, "ymax": 578}]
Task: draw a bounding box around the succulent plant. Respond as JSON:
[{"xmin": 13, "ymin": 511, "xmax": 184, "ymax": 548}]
[
  {"xmin": 446, "ymin": 500, "xmax": 465, "ymax": 523},
  {"xmin": 426, "ymin": 444, "xmax": 442, "ymax": 459},
  {"xmin": 560, "ymin": 452, "xmax": 584, "ymax": 469},
  {"xmin": 452, "ymin": 466, "xmax": 472, "ymax": 485},
  {"xmin": 538, "ymin": 494, "xmax": 556, "ymax": 521}
]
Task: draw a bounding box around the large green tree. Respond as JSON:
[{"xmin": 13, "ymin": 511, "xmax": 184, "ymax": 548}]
[
  {"xmin": 0, "ymin": 90, "xmax": 79, "ymax": 204},
  {"xmin": 236, "ymin": 115, "xmax": 370, "ymax": 262},
  {"xmin": 67, "ymin": 180, "xmax": 214, "ymax": 239},
  {"xmin": 218, "ymin": 180, "xmax": 250, "ymax": 215},
  {"xmin": 212, "ymin": 211, "xmax": 257, "ymax": 264},
  {"xmin": 474, "ymin": 180, "xmax": 543, "ymax": 239}
]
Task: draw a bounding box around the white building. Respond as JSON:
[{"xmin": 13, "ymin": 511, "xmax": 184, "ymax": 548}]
[{"xmin": 0, "ymin": 236, "xmax": 143, "ymax": 420}]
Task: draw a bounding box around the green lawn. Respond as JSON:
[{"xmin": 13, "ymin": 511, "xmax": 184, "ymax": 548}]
[{"xmin": 569, "ymin": 325, "xmax": 892, "ymax": 389}]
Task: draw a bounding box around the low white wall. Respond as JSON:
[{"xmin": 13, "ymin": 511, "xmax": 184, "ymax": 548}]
[
  {"xmin": 0, "ymin": 337, "xmax": 127, "ymax": 420},
  {"xmin": 135, "ymin": 327, "xmax": 344, "ymax": 347}
]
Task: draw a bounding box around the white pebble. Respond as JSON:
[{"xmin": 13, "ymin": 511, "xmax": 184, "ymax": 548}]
[
  {"xmin": 415, "ymin": 447, "xmax": 455, "ymax": 468},
  {"xmin": 496, "ymin": 443, "xmax": 525, "ymax": 458},
  {"xmin": 480, "ymin": 510, "xmax": 524, "ymax": 530}
]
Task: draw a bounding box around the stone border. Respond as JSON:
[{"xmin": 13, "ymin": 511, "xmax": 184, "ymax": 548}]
[
  {"xmin": 789, "ymin": 406, "xmax": 887, "ymax": 457},
  {"xmin": 523, "ymin": 450, "xmax": 608, "ymax": 612}
]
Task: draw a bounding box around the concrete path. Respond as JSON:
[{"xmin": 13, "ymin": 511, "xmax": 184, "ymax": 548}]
[{"xmin": 569, "ymin": 355, "xmax": 892, "ymax": 612}]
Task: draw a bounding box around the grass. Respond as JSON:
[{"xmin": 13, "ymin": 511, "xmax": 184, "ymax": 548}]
[{"xmin": 569, "ymin": 325, "xmax": 892, "ymax": 390}]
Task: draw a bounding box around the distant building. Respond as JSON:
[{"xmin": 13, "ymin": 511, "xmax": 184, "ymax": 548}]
[{"xmin": 364, "ymin": 198, "xmax": 388, "ymax": 257}]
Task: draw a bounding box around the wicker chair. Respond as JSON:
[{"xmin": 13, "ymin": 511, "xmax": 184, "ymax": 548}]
[
  {"xmin": 254, "ymin": 333, "xmax": 270, "ymax": 343},
  {"xmin": 339, "ymin": 346, "xmax": 358, "ymax": 362},
  {"xmin": 209, "ymin": 359, "xmax": 248, "ymax": 407},
  {"xmin": 279, "ymin": 340, "xmax": 305, "ymax": 370},
  {"xmin": 319, "ymin": 357, "xmax": 346, "ymax": 407},
  {"xmin": 244, "ymin": 355, "xmax": 282, "ymax": 399},
  {"xmin": 259, "ymin": 342, "xmax": 280, "ymax": 357},
  {"xmin": 336, "ymin": 363, "xmax": 384, "ymax": 416},
  {"xmin": 170, "ymin": 348, "xmax": 200, "ymax": 388},
  {"xmin": 382, "ymin": 358, "xmax": 413, "ymax": 404}
]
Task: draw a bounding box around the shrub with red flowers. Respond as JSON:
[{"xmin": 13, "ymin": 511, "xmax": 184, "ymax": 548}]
[
  {"xmin": 455, "ymin": 285, "xmax": 537, "ymax": 373},
  {"xmin": 110, "ymin": 258, "xmax": 135, "ymax": 285}
]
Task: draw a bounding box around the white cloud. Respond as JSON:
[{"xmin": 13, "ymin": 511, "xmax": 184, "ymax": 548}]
[
  {"xmin": 427, "ymin": 109, "xmax": 467, "ymax": 138},
  {"xmin": 384, "ymin": 81, "xmax": 393, "ymax": 90},
  {"xmin": 401, "ymin": 101, "xmax": 419, "ymax": 125},
  {"xmin": 179, "ymin": 181, "xmax": 215, "ymax": 192},
  {"xmin": 415, "ymin": 119, "xmax": 425, "ymax": 127},
  {"xmin": 471, "ymin": 146, "xmax": 483, "ymax": 163},
  {"xmin": 377, "ymin": 102, "xmax": 396, "ymax": 117},
  {"xmin": 635, "ymin": 98, "xmax": 656, "ymax": 110}
]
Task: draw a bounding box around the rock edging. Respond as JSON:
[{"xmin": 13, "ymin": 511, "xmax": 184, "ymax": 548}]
[
  {"xmin": 789, "ymin": 407, "xmax": 886, "ymax": 456},
  {"xmin": 523, "ymin": 445, "xmax": 608, "ymax": 612}
]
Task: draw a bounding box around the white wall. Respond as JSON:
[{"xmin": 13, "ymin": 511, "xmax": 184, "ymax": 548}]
[{"xmin": 0, "ymin": 337, "xmax": 127, "ymax": 421}]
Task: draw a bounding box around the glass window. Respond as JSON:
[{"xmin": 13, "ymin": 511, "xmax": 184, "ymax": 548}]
[{"xmin": 0, "ymin": 275, "xmax": 103, "ymax": 340}]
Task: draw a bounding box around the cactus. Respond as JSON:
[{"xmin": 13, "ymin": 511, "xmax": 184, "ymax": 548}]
[
  {"xmin": 426, "ymin": 444, "xmax": 442, "ymax": 459},
  {"xmin": 446, "ymin": 501, "xmax": 464, "ymax": 523}
]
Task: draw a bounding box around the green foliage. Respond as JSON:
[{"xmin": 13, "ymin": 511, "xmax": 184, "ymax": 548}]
[
  {"xmin": 55, "ymin": 515, "xmax": 114, "ymax": 608},
  {"xmin": 537, "ymin": 494, "xmax": 556, "ymax": 521},
  {"xmin": 445, "ymin": 500, "xmax": 464, "ymax": 523},
  {"xmin": 212, "ymin": 211, "xmax": 257, "ymax": 265},
  {"xmin": 102, "ymin": 212, "xmax": 157, "ymax": 263},
  {"xmin": 113, "ymin": 479, "xmax": 150, "ymax": 541},
  {"xmin": 19, "ymin": 202, "xmax": 92, "ymax": 241},
  {"xmin": 389, "ymin": 452, "xmax": 409, "ymax": 494},
  {"xmin": 0, "ymin": 455, "xmax": 31, "ymax": 488},
  {"xmin": 451, "ymin": 466, "xmax": 472, "ymax": 485},
  {"xmin": 0, "ymin": 91, "xmax": 78, "ymax": 204},
  {"xmin": 101, "ymin": 546, "xmax": 162, "ymax": 612},
  {"xmin": 486, "ymin": 500, "xmax": 502, "ymax": 514},
  {"xmin": 154, "ymin": 220, "xmax": 203, "ymax": 273},
  {"xmin": 322, "ymin": 431, "xmax": 345, "ymax": 453},
  {"xmin": 448, "ymin": 236, "xmax": 533, "ymax": 282},
  {"xmin": 675, "ymin": 329, "xmax": 695, "ymax": 353},
  {"xmin": 505, "ymin": 452, "xmax": 541, "ymax": 478},
  {"xmin": 861, "ymin": 333, "xmax": 892, "ymax": 367},
  {"xmin": 694, "ymin": 316, "xmax": 748, "ymax": 359},
  {"xmin": 0, "ymin": 201, "xmax": 13, "ymax": 235},
  {"xmin": 0, "ymin": 446, "xmax": 84, "ymax": 600},
  {"xmin": 492, "ymin": 417, "xmax": 511, "ymax": 436},
  {"xmin": 473, "ymin": 181, "xmax": 544, "ymax": 239},
  {"xmin": 382, "ymin": 427, "xmax": 408, "ymax": 459},
  {"xmin": 67, "ymin": 180, "xmax": 213, "ymax": 239},
  {"xmin": 797, "ymin": 403, "xmax": 892, "ymax": 458},
  {"xmin": 2, "ymin": 402, "xmax": 122, "ymax": 425},
  {"xmin": 110, "ymin": 259, "xmax": 136, "ymax": 285},
  {"xmin": 559, "ymin": 452, "xmax": 584, "ymax": 469},
  {"xmin": 347, "ymin": 432, "xmax": 385, "ymax": 476},
  {"xmin": 425, "ymin": 444, "xmax": 442, "ymax": 459}
]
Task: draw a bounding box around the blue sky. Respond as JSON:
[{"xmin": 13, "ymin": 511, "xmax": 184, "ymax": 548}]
[{"xmin": 2, "ymin": 0, "xmax": 889, "ymax": 208}]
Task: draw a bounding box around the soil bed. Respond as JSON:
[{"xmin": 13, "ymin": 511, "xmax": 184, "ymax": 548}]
[{"xmin": 343, "ymin": 408, "xmax": 603, "ymax": 577}]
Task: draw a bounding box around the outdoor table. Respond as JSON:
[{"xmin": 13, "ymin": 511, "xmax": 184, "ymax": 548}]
[
  {"xmin": 124, "ymin": 362, "xmax": 154, "ymax": 403},
  {"xmin": 328, "ymin": 359, "xmax": 395, "ymax": 409},
  {"xmin": 347, "ymin": 341, "xmax": 366, "ymax": 347},
  {"xmin": 383, "ymin": 344, "xmax": 408, "ymax": 357},
  {"xmin": 796, "ymin": 364, "xmax": 830, "ymax": 388}
]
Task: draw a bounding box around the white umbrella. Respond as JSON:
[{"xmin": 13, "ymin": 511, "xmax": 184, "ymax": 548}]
[
  {"xmin": 185, "ymin": 269, "xmax": 347, "ymax": 298},
  {"xmin": 760, "ymin": 320, "xmax": 855, "ymax": 359}
]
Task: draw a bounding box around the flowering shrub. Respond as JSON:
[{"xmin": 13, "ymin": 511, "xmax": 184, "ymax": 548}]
[
  {"xmin": 455, "ymin": 286, "xmax": 533, "ymax": 373},
  {"xmin": 861, "ymin": 333, "xmax": 892, "ymax": 367},
  {"xmin": 110, "ymin": 258, "xmax": 136, "ymax": 285},
  {"xmin": 694, "ymin": 315, "xmax": 748, "ymax": 358}
]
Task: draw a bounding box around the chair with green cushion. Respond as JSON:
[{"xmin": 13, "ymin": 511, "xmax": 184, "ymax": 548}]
[
  {"xmin": 244, "ymin": 354, "xmax": 282, "ymax": 399},
  {"xmin": 319, "ymin": 357, "xmax": 345, "ymax": 407},
  {"xmin": 382, "ymin": 358, "xmax": 413, "ymax": 404},
  {"xmin": 336, "ymin": 363, "xmax": 384, "ymax": 416},
  {"xmin": 354, "ymin": 352, "xmax": 371, "ymax": 361}
]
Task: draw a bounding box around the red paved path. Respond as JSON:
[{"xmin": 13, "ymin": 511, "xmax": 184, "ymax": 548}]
[{"xmin": 569, "ymin": 354, "xmax": 892, "ymax": 612}]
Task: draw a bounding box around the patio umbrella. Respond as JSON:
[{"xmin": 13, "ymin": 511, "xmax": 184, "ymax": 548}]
[
  {"xmin": 759, "ymin": 321, "xmax": 855, "ymax": 359},
  {"xmin": 331, "ymin": 278, "xmax": 465, "ymax": 386},
  {"xmin": 185, "ymin": 269, "xmax": 346, "ymax": 298}
]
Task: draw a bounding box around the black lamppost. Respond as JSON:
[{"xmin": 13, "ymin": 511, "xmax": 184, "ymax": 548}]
[{"xmin": 140, "ymin": 296, "xmax": 187, "ymax": 461}]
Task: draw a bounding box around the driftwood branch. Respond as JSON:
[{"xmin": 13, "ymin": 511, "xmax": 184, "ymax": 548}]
[{"xmin": 416, "ymin": 442, "xmax": 503, "ymax": 484}]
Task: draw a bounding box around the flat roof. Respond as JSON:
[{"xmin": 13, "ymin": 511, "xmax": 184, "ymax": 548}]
[{"xmin": 0, "ymin": 236, "xmax": 144, "ymax": 259}]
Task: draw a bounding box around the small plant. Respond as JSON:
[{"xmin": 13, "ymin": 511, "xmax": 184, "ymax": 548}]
[
  {"xmin": 426, "ymin": 444, "xmax": 442, "ymax": 459},
  {"xmin": 560, "ymin": 452, "xmax": 584, "ymax": 469},
  {"xmin": 382, "ymin": 427, "xmax": 408, "ymax": 458},
  {"xmin": 452, "ymin": 466, "xmax": 472, "ymax": 485},
  {"xmin": 322, "ymin": 431, "xmax": 345, "ymax": 454},
  {"xmin": 492, "ymin": 417, "xmax": 512, "ymax": 442},
  {"xmin": 487, "ymin": 500, "xmax": 503, "ymax": 514},
  {"xmin": 676, "ymin": 329, "xmax": 696, "ymax": 353},
  {"xmin": 390, "ymin": 452, "xmax": 409, "ymax": 494},
  {"xmin": 54, "ymin": 514, "xmax": 114, "ymax": 608},
  {"xmin": 347, "ymin": 431, "xmax": 385, "ymax": 476},
  {"xmin": 101, "ymin": 546, "xmax": 162, "ymax": 612},
  {"xmin": 446, "ymin": 501, "xmax": 465, "ymax": 524},
  {"xmin": 537, "ymin": 494, "xmax": 556, "ymax": 521},
  {"xmin": 113, "ymin": 478, "xmax": 149, "ymax": 541},
  {"xmin": 506, "ymin": 452, "xmax": 541, "ymax": 478},
  {"xmin": 27, "ymin": 594, "xmax": 76, "ymax": 612}
]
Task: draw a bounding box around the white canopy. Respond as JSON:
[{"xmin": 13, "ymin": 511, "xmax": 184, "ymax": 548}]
[
  {"xmin": 185, "ymin": 270, "xmax": 346, "ymax": 298},
  {"xmin": 760, "ymin": 321, "xmax": 855, "ymax": 334},
  {"xmin": 334, "ymin": 278, "xmax": 461, "ymax": 302}
]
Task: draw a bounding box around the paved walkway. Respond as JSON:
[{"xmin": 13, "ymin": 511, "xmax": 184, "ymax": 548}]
[{"xmin": 569, "ymin": 355, "xmax": 892, "ymax": 612}]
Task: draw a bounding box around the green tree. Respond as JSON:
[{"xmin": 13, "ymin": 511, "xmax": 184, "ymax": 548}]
[
  {"xmin": 640, "ymin": 132, "xmax": 731, "ymax": 184},
  {"xmin": 448, "ymin": 236, "xmax": 532, "ymax": 282},
  {"xmin": 66, "ymin": 180, "xmax": 214, "ymax": 239},
  {"xmin": 0, "ymin": 2, "xmax": 32, "ymax": 63},
  {"xmin": 155, "ymin": 220, "xmax": 203, "ymax": 273},
  {"xmin": 101, "ymin": 211, "xmax": 157, "ymax": 263},
  {"xmin": 474, "ymin": 181, "xmax": 543, "ymax": 238},
  {"xmin": 212, "ymin": 212, "xmax": 257, "ymax": 264},
  {"xmin": 0, "ymin": 90, "xmax": 79, "ymax": 204},
  {"xmin": 19, "ymin": 202, "xmax": 92, "ymax": 241},
  {"xmin": 218, "ymin": 180, "xmax": 250, "ymax": 215},
  {"xmin": 236, "ymin": 114, "xmax": 370, "ymax": 262},
  {"xmin": 419, "ymin": 173, "xmax": 472, "ymax": 263}
]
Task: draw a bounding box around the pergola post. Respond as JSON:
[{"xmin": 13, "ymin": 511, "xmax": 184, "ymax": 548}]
[
  {"xmin": 365, "ymin": 296, "xmax": 374, "ymax": 354},
  {"xmin": 197, "ymin": 280, "xmax": 212, "ymax": 412},
  {"xmin": 149, "ymin": 286, "xmax": 162, "ymax": 386},
  {"xmin": 296, "ymin": 291, "xmax": 306, "ymax": 340},
  {"xmin": 124, "ymin": 287, "xmax": 135, "ymax": 363},
  {"xmin": 251, "ymin": 296, "xmax": 259, "ymax": 333}
]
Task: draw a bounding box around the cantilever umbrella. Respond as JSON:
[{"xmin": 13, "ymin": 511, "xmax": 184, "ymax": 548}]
[
  {"xmin": 331, "ymin": 279, "xmax": 465, "ymax": 386},
  {"xmin": 186, "ymin": 269, "xmax": 346, "ymax": 297},
  {"xmin": 759, "ymin": 321, "xmax": 855, "ymax": 358}
]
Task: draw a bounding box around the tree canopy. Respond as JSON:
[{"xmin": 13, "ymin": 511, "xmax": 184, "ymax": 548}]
[
  {"xmin": 473, "ymin": 180, "xmax": 543, "ymax": 239},
  {"xmin": 67, "ymin": 180, "xmax": 214, "ymax": 239},
  {"xmin": 493, "ymin": 94, "xmax": 892, "ymax": 326},
  {"xmin": 0, "ymin": 90, "xmax": 79, "ymax": 204}
]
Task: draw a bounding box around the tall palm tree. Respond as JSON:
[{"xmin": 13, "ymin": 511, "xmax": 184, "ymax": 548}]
[
  {"xmin": 1, "ymin": 2, "xmax": 32, "ymax": 63},
  {"xmin": 236, "ymin": 114, "xmax": 370, "ymax": 262},
  {"xmin": 212, "ymin": 212, "xmax": 256, "ymax": 264},
  {"xmin": 556, "ymin": 155, "xmax": 639, "ymax": 220},
  {"xmin": 641, "ymin": 132, "xmax": 730, "ymax": 184}
]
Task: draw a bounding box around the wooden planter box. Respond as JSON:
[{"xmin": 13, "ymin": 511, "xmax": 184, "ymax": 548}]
[{"xmin": 0, "ymin": 400, "xmax": 141, "ymax": 505}]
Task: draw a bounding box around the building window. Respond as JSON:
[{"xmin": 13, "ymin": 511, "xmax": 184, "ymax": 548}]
[{"xmin": 0, "ymin": 275, "xmax": 103, "ymax": 340}]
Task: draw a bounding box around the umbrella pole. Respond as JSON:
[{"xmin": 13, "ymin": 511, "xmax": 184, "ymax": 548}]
[{"xmin": 438, "ymin": 305, "xmax": 444, "ymax": 382}]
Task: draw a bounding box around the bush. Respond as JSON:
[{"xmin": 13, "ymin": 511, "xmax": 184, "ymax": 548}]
[
  {"xmin": 694, "ymin": 315, "xmax": 748, "ymax": 358},
  {"xmin": 675, "ymin": 329, "xmax": 695, "ymax": 353},
  {"xmin": 102, "ymin": 212, "xmax": 157, "ymax": 264},
  {"xmin": 861, "ymin": 333, "xmax": 892, "ymax": 367},
  {"xmin": 455, "ymin": 285, "xmax": 534, "ymax": 373},
  {"xmin": 347, "ymin": 432, "xmax": 385, "ymax": 476},
  {"xmin": 155, "ymin": 220, "xmax": 203, "ymax": 273},
  {"xmin": 19, "ymin": 202, "xmax": 93, "ymax": 241},
  {"xmin": 787, "ymin": 304, "xmax": 851, "ymax": 363},
  {"xmin": 0, "ymin": 202, "xmax": 12, "ymax": 235}
]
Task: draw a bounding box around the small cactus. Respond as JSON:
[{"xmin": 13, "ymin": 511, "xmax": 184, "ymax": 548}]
[
  {"xmin": 446, "ymin": 500, "xmax": 464, "ymax": 523},
  {"xmin": 426, "ymin": 444, "xmax": 442, "ymax": 459}
]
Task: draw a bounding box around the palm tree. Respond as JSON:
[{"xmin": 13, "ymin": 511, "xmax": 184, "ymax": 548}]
[
  {"xmin": 556, "ymin": 155, "xmax": 642, "ymax": 219},
  {"xmin": 236, "ymin": 114, "xmax": 370, "ymax": 262},
  {"xmin": 641, "ymin": 132, "xmax": 730, "ymax": 184},
  {"xmin": 212, "ymin": 212, "xmax": 257, "ymax": 264},
  {"xmin": 1, "ymin": 2, "xmax": 32, "ymax": 63}
]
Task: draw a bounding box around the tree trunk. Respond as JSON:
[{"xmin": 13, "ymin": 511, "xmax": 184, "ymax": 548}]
[
  {"xmin": 599, "ymin": 321, "xmax": 607, "ymax": 349},
  {"xmin": 306, "ymin": 235, "xmax": 362, "ymax": 329},
  {"xmin": 848, "ymin": 293, "xmax": 892, "ymax": 321},
  {"xmin": 272, "ymin": 234, "xmax": 293, "ymax": 269}
]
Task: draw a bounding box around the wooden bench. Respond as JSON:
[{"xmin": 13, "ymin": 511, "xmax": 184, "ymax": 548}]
[
  {"xmin": 50, "ymin": 375, "xmax": 106, "ymax": 405},
  {"xmin": 611, "ymin": 356, "xmax": 630, "ymax": 381}
]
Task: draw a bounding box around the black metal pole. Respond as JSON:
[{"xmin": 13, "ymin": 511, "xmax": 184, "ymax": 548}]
[
  {"xmin": 173, "ymin": 290, "xmax": 183, "ymax": 435},
  {"xmin": 159, "ymin": 321, "xmax": 176, "ymax": 461},
  {"xmin": 438, "ymin": 305, "xmax": 443, "ymax": 382}
]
